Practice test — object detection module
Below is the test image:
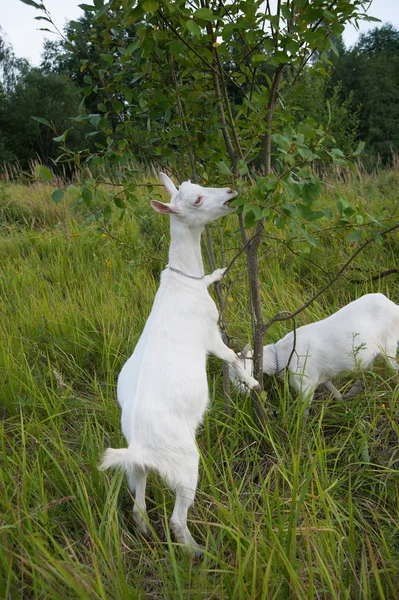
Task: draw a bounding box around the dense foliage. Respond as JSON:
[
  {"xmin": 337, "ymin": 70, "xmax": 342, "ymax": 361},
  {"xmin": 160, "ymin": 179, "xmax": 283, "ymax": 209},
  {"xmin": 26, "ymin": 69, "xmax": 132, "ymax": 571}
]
[{"xmin": 1, "ymin": 14, "xmax": 399, "ymax": 173}]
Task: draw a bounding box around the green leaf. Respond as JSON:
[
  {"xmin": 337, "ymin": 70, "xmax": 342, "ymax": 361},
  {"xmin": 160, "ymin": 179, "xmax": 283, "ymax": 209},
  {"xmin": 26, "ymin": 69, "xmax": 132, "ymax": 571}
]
[
  {"xmin": 272, "ymin": 133, "xmax": 290, "ymax": 150},
  {"xmin": 78, "ymin": 4, "xmax": 97, "ymax": 11},
  {"xmin": 34, "ymin": 16, "xmax": 52, "ymax": 23},
  {"xmin": 124, "ymin": 90, "xmax": 133, "ymax": 104},
  {"xmin": 371, "ymin": 231, "xmax": 384, "ymax": 245},
  {"xmin": 35, "ymin": 164, "xmax": 53, "ymax": 182},
  {"xmin": 53, "ymin": 129, "xmax": 69, "ymax": 143},
  {"xmin": 252, "ymin": 53, "xmax": 267, "ymax": 65},
  {"xmin": 126, "ymin": 40, "xmax": 140, "ymax": 54},
  {"xmin": 333, "ymin": 158, "xmax": 348, "ymax": 167},
  {"xmin": 336, "ymin": 198, "xmax": 351, "ymax": 215},
  {"xmin": 306, "ymin": 210, "xmax": 325, "ymax": 221},
  {"xmin": 32, "ymin": 116, "xmax": 52, "ymax": 128},
  {"xmin": 363, "ymin": 16, "xmax": 381, "ymax": 23},
  {"xmin": 186, "ymin": 19, "xmax": 201, "ymax": 37},
  {"xmin": 352, "ymin": 141, "xmax": 365, "ymax": 157},
  {"xmin": 238, "ymin": 159, "xmax": 248, "ymax": 176},
  {"xmin": 51, "ymin": 189, "xmax": 64, "ymax": 204},
  {"xmin": 114, "ymin": 197, "xmax": 126, "ymax": 209},
  {"xmin": 194, "ymin": 8, "xmax": 218, "ymax": 20},
  {"xmin": 19, "ymin": 0, "xmax": 42, "ymax": 7},
  {"xmin": 218, "ymin": 161, "xmax": 233, "ymax": 176},
  {"xmin": 302, "ymin": 181, "xmax": 321, "ymax": 204},
  {"xmin": 329, "ymin": 148, "xmax": 345, "ymax": 158},
  {"xmin": 283, "ymin": 126, "xmax": 293, "ymax": 141},
  {"xmin": 103, "ymin": 205, "xmax": 112, "ymax": 224},
  {"xmin": 343, "ymin": 206, "xmax": 356, "ymax": 217},
  {"xmin": 346, "ymin": 229, "xmax": 363, "ymax": 243},
  {"xmin": 142, "ymin": 0, "xmax": 158, "ymax": 13},
  {"xmin": 82, "ymin": 187, "xmax": 92, "ymax": 205},
  {"xmin": 113, "ymin": 100, "xmax": 125, "ymax": 114},
  {"xmin": 89, "ymin": 114, "xmax": 101, "ymax": 127},
  {"xmin": 244, "ymin": 210, "xmax": 256, "ymax": 228},
  {"xmin": 298, "ymin": 122, "xmax": 315, "ymax": 138}
]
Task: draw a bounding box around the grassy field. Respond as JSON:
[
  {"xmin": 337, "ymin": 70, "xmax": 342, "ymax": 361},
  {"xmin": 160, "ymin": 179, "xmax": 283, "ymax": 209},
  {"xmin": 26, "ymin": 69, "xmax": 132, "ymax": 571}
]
[{"xmin": 1, "ymin": 170, "xmax": 399, "ymax": 599}]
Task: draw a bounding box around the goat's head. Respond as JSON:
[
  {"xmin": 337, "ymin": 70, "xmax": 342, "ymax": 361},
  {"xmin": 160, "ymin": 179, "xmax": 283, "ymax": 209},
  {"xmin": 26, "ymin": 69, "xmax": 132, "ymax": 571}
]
[{"xmin": 151, "ymin": 172, "xmax": 237, "ymax": 226}]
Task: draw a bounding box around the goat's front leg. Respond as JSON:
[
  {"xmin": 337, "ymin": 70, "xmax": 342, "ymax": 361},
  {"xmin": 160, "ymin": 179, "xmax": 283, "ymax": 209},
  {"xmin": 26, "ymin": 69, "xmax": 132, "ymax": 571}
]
[
  {"xmin": 204, "ymin": 267, "xmax": 227, "ymax": 288},
  {"xmin": 207, "ymin": 329, "xmax": 260, "ymax": 390}
]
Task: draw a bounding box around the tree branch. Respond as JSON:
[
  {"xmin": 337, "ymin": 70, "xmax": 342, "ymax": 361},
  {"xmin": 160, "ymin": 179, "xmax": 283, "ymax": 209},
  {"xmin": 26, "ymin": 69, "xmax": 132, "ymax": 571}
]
[
  {"xmin": 348, "ymin": 267, "xmax": 399, "ymax": 284},
  {"xmin": 261, "ymin": 223, "xmax": 399, "ymax": 337}
]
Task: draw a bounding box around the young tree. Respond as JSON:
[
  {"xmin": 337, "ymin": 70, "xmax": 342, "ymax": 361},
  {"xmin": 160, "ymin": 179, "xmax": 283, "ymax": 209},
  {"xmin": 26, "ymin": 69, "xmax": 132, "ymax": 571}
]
[{"xmin": 23, "ymin": 0, "xmax": 390, "ymax": 420}]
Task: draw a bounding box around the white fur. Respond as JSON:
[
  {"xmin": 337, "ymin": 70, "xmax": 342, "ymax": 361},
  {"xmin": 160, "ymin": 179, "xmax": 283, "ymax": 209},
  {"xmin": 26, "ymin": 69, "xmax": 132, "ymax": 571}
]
[
  {"xmin": 100, "ymin": 173, "xmax": 259, "ymax": 553},
  {"xmin": 231, "ymin": 293, "xmax": 399, "ymax": 405}
]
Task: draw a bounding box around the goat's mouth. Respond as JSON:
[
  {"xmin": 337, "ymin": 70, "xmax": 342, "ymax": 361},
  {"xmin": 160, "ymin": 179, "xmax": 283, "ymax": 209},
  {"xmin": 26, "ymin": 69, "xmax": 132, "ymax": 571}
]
[{"xmin": 223, "ymin": 194, "xmax": 238, "ymax": 209}]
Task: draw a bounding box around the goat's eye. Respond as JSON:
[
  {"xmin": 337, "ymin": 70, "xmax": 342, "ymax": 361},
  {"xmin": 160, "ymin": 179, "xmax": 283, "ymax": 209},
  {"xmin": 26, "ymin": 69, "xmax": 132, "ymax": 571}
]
[{"xmin": 194, "ymin": 196, "xmax": 204, "ymax": 206}]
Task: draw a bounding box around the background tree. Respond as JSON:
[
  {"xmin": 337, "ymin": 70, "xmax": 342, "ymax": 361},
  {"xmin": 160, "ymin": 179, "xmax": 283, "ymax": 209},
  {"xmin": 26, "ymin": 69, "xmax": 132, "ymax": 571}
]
[
  {"xmin": 0, "ymin": 67, "xmax": 85, "ymax": 169},
  {"xmin": 330, "ymin": 24, "xmax": 399, "ymax": 163}
]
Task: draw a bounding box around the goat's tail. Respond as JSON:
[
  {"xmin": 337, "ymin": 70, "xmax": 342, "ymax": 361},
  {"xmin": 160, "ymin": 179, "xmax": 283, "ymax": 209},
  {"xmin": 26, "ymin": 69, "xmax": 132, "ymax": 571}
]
[
  {"xmin": 99, "ymin": 447, "xmax": 150, "ymax": 491},
  {"xmin": 99, "ymin": 447, "xmax": 138, "ymax": 471}
]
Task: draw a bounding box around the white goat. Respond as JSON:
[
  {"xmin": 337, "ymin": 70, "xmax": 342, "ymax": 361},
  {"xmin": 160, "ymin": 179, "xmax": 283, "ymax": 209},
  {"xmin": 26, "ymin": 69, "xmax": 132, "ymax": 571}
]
[
  {"xmin": 100, "ymin": 173, "xmax": 259, "ymax": 553},
  {"xmin": 232, "ymin": 293, "xmax": 399, "ymax": 405}
]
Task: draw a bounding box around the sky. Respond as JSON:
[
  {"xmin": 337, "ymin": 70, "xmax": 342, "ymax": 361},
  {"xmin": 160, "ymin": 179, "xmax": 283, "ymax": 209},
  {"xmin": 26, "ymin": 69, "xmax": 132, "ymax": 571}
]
[{"xmin": 1, "ymin": 0, "xmax": 398, "ymax": 66}]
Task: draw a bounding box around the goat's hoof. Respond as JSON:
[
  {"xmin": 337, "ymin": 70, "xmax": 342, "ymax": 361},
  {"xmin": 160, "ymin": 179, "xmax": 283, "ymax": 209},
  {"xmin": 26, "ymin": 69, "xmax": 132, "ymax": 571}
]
[
  {"xmin": 139, "ymin": 522, "xmax": 150, "ymax": 537},
  {"xmin": 248, "ymin": 379, "xmax": 261, "ymax": 391},
  {"xmin": 213, "ymin": 267, "xmax": 227, "ymax": 282},
  {"xmin": 192, "ymin": 544, "xmax": 205, "ymax": 558},
  {"xmin": 134, "ymin": 515, "xmax": 150, "ymax": 537}
]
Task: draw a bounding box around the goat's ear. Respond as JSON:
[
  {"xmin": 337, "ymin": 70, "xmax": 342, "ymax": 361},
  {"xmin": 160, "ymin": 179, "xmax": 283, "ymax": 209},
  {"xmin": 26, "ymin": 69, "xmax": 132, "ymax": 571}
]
[
  {"xmin": 242, "ymin": 343, "xmax": 251, "ymax": 358},
  {"xmin": 151, "ymin": 200, "xmax": 180, "ymax": 215},
  {"xmin": 159, "ymin": 172, "xmax": 177, "ymax": 196}
]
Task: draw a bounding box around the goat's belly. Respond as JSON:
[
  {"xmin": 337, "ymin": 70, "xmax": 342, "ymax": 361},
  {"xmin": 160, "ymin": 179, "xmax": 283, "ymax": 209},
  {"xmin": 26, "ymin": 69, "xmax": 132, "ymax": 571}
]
[
  {"xmin": 119, "ymin": 353, "xmax": 209, "ymax": 445},
  {"xmin": 315, "ymin": 347, "xmax": 379, "ymax": 383},
  {"xmin": 122, "ymin": 382, "xmax": 209, "ymax": 447}
]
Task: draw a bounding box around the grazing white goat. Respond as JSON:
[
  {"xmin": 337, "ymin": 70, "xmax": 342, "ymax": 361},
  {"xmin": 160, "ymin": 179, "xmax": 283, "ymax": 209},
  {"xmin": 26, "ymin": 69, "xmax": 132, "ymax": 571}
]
[
  {"xmin": 231, "ymin": 293, "xmax": 399, "ymax": 405},
  {"xmin": 100, "ymin": 173, "xmax": 259, "ymax": 553}
]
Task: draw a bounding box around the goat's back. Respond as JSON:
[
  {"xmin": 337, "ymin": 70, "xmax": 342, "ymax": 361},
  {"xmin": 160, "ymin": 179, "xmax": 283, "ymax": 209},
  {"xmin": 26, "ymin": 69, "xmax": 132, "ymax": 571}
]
[{"xmin": 279, "ymin": 293, "xmax": 399, "ymax": 381}]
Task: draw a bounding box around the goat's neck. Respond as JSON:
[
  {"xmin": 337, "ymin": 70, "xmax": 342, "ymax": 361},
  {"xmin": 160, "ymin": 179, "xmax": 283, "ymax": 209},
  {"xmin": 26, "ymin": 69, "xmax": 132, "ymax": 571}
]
[
  {"xmin": 275, "ymin": 340, "xmax": 291, "ymax": 370},
  {"xmin": 168, "ymin": 218, "xmax": 204, "ymax": 277}
]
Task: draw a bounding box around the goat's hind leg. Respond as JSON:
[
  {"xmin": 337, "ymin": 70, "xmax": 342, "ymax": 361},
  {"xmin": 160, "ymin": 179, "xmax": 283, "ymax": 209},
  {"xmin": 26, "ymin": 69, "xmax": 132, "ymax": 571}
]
[
  {"xmin": 343, "ymin": 379, "xmax": 363, "ymax": 398},
  {"xmin": 170, "ymin": 455, "xmax": 202, "ymax": 555},
  {"xmin": 127, "ymin": 466, "xmax": 150, "ymax": 536},
  {"xmin": 324, "ymin": 380, "xmax": 343, "ymax": 400},
  {"xmin": 381, "ymin": 344, "xmax": 399, "ymax": 373}
]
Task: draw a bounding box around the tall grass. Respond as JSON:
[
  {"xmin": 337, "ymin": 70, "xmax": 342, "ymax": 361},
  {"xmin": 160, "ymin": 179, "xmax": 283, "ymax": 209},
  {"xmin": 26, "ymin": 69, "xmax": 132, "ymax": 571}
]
[{"xmin": 1, "ymin": 171, "xmax": 399, "ymax": 599}]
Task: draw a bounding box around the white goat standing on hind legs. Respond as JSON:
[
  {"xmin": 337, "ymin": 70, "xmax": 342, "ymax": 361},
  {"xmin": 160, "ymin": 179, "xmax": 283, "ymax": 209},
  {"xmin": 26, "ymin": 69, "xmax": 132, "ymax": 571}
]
[
  {"xmin": 231, "ymin": 293, "xmax": 399, "ymax": 409},
  {"xmin": 100, "ymin": 173, "xmax": 259, "ymax": 554}
]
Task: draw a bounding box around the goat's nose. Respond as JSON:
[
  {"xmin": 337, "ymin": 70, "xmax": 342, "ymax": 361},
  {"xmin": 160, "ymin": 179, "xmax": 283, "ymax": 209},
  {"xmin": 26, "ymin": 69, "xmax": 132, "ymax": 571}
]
[{"xmin": 227, "ymin": 189, "xmax": 235, "ymax": 194}]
